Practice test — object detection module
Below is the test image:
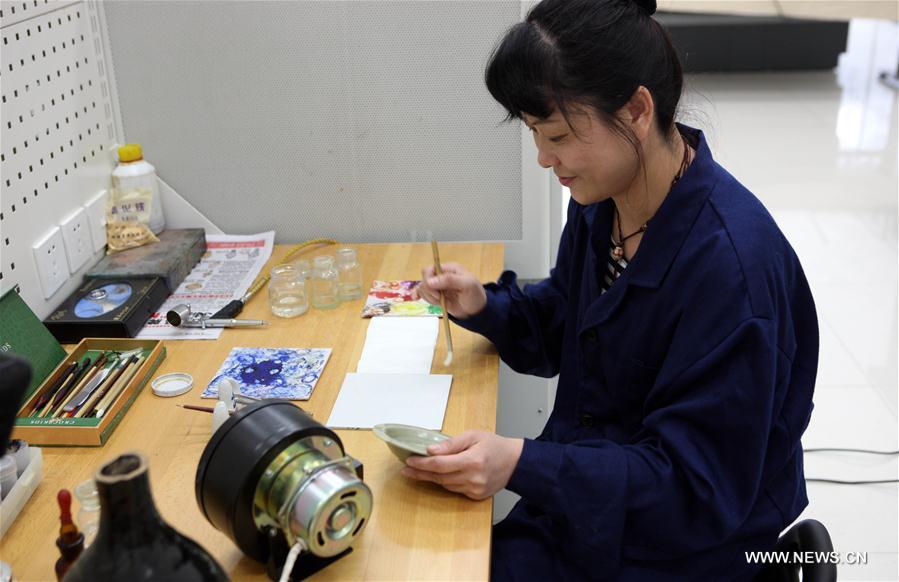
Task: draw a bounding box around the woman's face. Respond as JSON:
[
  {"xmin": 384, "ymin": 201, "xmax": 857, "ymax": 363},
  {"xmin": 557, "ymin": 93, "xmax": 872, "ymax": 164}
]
[{"xmin": 523, "ymin": 107, "xmax": 637, "ymax": 206}]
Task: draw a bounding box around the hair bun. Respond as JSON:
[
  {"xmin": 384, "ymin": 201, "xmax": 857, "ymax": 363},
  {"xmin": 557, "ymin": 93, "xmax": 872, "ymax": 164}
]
[{"xmin": 633, "ymin": 0, "xmax": 657, "ymax": 15}]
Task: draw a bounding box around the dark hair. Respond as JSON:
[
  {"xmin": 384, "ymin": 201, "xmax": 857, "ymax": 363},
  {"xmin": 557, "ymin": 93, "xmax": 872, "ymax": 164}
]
[{"xmin": 485, "ymin": 0, "xmax": 683, "ymax": 148}]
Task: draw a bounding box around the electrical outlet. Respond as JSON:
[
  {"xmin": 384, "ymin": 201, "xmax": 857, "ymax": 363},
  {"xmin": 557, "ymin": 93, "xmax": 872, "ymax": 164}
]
[
  {"xmin": 85, "ymin": 190, "xmax": 108, "ymax": 253},
  {"xmin": 32, "ymin": 228, "xmax": 70, "ymax": 298},
  {"xmin": 60, "ymin": 208, "xmax": 92, "ymax": 273}
]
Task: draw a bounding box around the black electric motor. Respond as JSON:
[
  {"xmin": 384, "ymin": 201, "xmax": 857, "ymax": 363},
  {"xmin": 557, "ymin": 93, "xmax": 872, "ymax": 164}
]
[{"xmin": 195, "ymin": 400, "xmax": 372, "ymax": 580}]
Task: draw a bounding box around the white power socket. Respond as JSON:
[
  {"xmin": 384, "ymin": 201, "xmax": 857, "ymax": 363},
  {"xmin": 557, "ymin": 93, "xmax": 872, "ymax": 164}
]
[
  {"xmin": 32, "ymin": 228, "xmax": 70, "ymax": 298},
  {"xmin": 60, "ymin": 208, "xmax": 92, "ymax": 273},
  {"xmin": 84, "ymin": 190, "xmax": 108, "ymax": 253}
]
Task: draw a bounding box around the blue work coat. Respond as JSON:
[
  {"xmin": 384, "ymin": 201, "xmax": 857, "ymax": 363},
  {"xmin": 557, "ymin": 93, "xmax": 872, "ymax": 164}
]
[{"xmin": 455, "ymin": 126, "xmax": 818, "ymax": 581}]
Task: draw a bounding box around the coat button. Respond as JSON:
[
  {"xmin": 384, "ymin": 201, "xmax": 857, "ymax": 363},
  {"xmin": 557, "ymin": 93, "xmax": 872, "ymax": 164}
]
[
  {"xmin": 583, "ymin": 329, "xmax": 598, "ymax": 343},
  {"xmin": 579, "ymin": 413, "xmax": 595, "ymax": 427}
]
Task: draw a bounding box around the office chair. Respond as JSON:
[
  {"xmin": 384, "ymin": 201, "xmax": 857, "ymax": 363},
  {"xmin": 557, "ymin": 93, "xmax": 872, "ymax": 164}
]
[{"xmin": 753, "ymin": 519, "xmax": 837, "ymax": 582}]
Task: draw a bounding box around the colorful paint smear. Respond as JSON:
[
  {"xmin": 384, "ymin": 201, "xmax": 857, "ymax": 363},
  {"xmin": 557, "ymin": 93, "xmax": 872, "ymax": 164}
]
[{"xmin": 361, "ymin": 280, "xmax": 444, "ymax": 318}]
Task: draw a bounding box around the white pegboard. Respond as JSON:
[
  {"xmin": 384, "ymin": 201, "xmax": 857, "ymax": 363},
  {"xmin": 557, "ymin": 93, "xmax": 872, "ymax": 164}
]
[{"xmin": 0, "ymin": 0, "xmax": 119, "ymax": 319}]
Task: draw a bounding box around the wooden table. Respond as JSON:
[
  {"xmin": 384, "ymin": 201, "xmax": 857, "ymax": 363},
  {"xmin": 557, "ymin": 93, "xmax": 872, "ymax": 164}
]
[{"xmin": 1, "ymin": 242, "xmax": 503, "ymax": 581}]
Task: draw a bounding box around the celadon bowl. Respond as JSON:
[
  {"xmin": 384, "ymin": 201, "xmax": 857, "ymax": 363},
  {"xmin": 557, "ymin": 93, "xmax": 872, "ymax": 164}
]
[{"xmin": 373, "ymin": 423, "xmax": 451, "ymax": 463}]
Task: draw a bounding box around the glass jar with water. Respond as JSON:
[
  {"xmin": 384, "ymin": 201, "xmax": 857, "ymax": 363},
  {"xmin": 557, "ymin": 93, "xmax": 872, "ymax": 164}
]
[
  {"xmin": 336, "ymin": 247, "xmax": 363, "ymax": 301},
  {"xmin": 311, "ymin": 255, "xmax": 340, "ymax": 310},
  {"xmin": 268, "ymin": 264, "xmax": 308, "ymax": 318}
]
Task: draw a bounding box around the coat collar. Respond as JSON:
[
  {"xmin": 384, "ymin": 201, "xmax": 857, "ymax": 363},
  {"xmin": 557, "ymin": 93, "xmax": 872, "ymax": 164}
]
[{"xmin": 580, "ymin": 125, "xmax": 718, "ymax": 330}]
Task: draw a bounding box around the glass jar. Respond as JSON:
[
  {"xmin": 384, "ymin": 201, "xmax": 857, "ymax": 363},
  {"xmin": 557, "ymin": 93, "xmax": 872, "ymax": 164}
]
[
  {"xmin": 74, "ymin": 479, "xmax": 100, "ymax": 547},
  {"xmin": 268, "ymin": 265, "xmax": 308, "ymax": 318},
  {"xmin": 292, "ymin": 258, "xmax": 312, "ymax": 280},
  {"xmin": 336, "ymin": 248, "xmax": 363, "ymax": 301},
  {"xmin": 311, "ymin": 255, "xmax": 339, "ymax": 310}
]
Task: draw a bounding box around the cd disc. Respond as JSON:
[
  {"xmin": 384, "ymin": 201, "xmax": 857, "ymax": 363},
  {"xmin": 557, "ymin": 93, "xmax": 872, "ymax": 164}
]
[{"xmin": 74, "ymin": 283, "xmax": 133, "ymax": 318}]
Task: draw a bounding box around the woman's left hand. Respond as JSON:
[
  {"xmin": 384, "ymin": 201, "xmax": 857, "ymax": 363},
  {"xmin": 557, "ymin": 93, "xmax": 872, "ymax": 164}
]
[{"xmin": 402, "ymin": 431, "xmax": 524, "ymax": 500}]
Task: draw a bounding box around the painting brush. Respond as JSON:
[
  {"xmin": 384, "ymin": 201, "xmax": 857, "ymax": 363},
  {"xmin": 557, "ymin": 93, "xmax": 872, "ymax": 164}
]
[
  {"xmin": 39, "ymin": 358, "xmax": 91, "ymax": 417},
  {"xmin": 177, "ymin": 404, "xmax": 226, "ymax": 414},
  {"xmin": 75, "ymin": 355, "xmax": 134, "ymax": 419},
  {"xmin": 95, "ymin": 355, "xmax": 144, "ymax": 419},
  {"xmin": 177, "ymin": 403, "xmax": 312, "ymax": 417},
  {"xmin": 430, "ymin": 240, "xmax": 454, "ymax": 366},
  {"xmin": 52, "ymin": 353, "xmax": 108, "ymax": 417},
  {"xmin": 28, "ymin": 361, "xmax": 77, "ymax": 416}
]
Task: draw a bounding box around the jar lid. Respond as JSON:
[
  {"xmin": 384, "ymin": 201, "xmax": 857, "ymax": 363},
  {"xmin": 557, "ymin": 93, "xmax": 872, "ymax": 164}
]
[
  {"xmin": 151, "ymin": 372, "xmax": 193, "ymax": 397},
  {"xmin": 117, "ymin": 143, "xmax": 143, "ymax": 163}
]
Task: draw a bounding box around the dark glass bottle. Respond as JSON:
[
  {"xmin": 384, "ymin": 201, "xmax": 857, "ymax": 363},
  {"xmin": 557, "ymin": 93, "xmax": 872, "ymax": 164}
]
[
  {"xmin": 55, "ymin": 489, "xmax": 84, "ymax": 581},
  {"xmin": 63, "ymin": 451, "xmax": 227, "ymax": 582}
]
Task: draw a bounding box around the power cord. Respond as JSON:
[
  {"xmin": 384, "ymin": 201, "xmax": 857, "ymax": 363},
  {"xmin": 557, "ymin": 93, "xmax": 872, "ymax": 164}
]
[
  {"xmin": 805, "ymin": 448, "xmax": 899, "ymax": 455},
  {"xmin": 278, "ymin": 538, "xmax": 308, "ymax": 582},
  {"xmin": 804, "ymin": 447, "xmax": 899, "ymax": 485}
]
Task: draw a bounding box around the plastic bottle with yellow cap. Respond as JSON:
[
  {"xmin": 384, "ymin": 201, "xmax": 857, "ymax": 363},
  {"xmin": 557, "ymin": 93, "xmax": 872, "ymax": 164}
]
[{"xmin": 112, "ymin": 143, "xmax": 165, "ymax": 234}]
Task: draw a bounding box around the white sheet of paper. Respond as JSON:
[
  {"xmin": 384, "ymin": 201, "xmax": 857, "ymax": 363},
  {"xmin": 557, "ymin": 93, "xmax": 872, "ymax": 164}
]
[
  {"xmin": 364, "ymin": 316, "xmax": 439, "ymax": 346},
  {"xmin": 326, "ymin": 373, "xmax": 452, "ymax": 430},
  {"xmin": 356, "ymin": 344, "xmax": 435, "ymax": 374}
]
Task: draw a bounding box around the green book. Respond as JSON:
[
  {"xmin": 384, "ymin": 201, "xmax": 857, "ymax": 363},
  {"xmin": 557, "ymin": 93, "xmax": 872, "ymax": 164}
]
[{"xmin": 0, "ymin": 288, "xmax": 67, "ymax": 397}]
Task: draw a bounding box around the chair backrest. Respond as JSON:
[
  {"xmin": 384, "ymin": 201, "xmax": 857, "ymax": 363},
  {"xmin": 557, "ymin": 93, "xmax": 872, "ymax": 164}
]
[{"xmin": 754, "ymin": 519, "xmax": 838, "ymax": 582}]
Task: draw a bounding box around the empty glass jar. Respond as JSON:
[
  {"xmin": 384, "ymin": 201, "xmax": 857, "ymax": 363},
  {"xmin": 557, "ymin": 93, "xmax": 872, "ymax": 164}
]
[
  {"xmin": 311, "ymin": 255, "xmax": 339, "ymax": 310},
  {"xmin": 292, "ymin": 258, "xmax": 312, "ymax": 280},
  {"xmin": 336, "ymin": 248, "xmax": 363, "ymax": 301},
  {"xmin": 268, "ymin": 264, "xmax": 308, "ymax": 318},
  {"xmin": 74, "ymin": 479, "xmax": 100, "ymax": 547}
]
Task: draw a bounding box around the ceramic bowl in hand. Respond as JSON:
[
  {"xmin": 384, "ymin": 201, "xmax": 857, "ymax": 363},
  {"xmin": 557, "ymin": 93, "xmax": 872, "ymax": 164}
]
[{"xmin": 373, "ymin": 423, "xmax": 451, "ymax": 463}]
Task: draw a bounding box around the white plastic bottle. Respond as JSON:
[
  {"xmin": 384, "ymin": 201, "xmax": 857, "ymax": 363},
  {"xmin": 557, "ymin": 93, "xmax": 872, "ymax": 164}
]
[{"xmin": 112, "ymin": 143, "xmax": 165, "ymax": 234}]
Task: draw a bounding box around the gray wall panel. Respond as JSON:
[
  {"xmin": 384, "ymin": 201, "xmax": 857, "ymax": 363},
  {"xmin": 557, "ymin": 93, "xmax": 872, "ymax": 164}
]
[{"xmin": 103, "ymin": 1, "xmax": 522, "ymax": 243}]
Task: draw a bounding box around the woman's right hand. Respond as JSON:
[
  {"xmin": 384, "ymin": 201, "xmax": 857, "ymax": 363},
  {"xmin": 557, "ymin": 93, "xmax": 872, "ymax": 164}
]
[{"xmin": 416, "ymin": 263, "xmax": 487, "ymax": 320}]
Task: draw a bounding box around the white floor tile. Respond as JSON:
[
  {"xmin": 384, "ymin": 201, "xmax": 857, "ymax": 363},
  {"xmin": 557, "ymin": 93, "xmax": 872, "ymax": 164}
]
[
  {"xmin": 804, "ymin": 386, "xmax": 898, "ymax": 450},
  {"xmin": 815, "ymin": 284, "xmax": 899, "ymax": 390},
  {"xmin": 816, "ymin": 320, "xmax": 871, "ymax": 387},
  {"xmin": 872, "ymin": 383, "xmax": 899, "ymax": 422}
]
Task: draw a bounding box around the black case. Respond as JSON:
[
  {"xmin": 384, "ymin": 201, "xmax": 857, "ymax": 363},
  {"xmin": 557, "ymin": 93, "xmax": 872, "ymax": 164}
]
[{"xmin": 43, "ymin": 277, "xmax": 169, "ymax": 343}]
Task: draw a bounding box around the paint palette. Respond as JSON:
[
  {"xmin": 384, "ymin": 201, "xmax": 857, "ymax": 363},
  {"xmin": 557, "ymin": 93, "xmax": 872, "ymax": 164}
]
[{"xmin": 373, "ymin": 423, "xmax": 451, "ymax": 463}]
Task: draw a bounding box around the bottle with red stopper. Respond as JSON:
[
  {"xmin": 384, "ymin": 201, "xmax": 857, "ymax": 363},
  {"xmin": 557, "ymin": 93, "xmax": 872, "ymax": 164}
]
[{"xmin": 55, "ymin": 489, "xmax": 85, "ymax": 581}]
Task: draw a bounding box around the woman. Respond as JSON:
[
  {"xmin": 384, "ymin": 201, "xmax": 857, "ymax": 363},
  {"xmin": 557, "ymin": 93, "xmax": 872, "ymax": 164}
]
[{"xmin": 406, "ymin": 0, "xmax": 818, "ymax": 579}]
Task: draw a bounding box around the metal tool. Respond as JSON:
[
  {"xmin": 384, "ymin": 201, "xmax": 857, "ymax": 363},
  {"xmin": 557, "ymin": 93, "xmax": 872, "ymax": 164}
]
[
  {"xmin": 65, "ymin": 348, "xmax": 143, "ymax": 413},
  {"xmin": 166, "ymin": 304, "xmax": 266, "ymax": 329}
]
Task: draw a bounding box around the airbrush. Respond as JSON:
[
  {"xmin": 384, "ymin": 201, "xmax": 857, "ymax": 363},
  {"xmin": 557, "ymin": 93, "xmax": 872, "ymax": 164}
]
[
  {"xmin": 166, "ymin": 284, "xmax": 268, "ymax": 329},
  {"xmin": 166, "ymin": 303, "xmax": 267, "ymax": 329}
]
